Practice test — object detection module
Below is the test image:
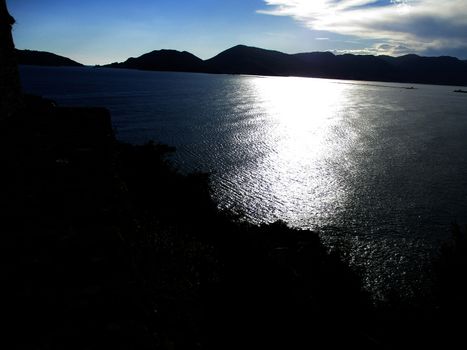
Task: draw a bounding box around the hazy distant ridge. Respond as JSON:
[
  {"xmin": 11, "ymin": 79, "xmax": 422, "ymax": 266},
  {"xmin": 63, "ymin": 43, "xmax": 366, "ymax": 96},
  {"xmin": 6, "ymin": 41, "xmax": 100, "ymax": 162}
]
[
  {"xmin": 16, "ymin": 49, "xmax": 83, "ymax": 67},
  {"xmin": 107, "ymin": 44, "xmax": 467, "ymax": 86}
]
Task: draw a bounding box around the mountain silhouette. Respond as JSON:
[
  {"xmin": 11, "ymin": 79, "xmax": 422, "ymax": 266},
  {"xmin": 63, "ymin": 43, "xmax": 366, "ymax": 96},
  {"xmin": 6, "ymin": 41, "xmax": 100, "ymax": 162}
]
[
  {"xmin": 20, "ymin": 44, "xmax": 466, "ymax": 86},
  {"xmin": 16, "ymin": 49, "xmax": 83, "ymax": 67},
  {"xmin": 205, "ymin": 44, "xmax": 305, "ymax": 76},
  {"xmin": 293, "ymin": 52, "xmax": 396, "ymax": 81},
  {"xmin": 378, "ymin": 54, "xmax": 467, "ymax": 85},
  {"xmin": 103, "ymin": 45, "xmax": 467, "ymax": 86},
  {"xmin": 106, "ymin": 49, "xmax": 206, "ymax": 73}
]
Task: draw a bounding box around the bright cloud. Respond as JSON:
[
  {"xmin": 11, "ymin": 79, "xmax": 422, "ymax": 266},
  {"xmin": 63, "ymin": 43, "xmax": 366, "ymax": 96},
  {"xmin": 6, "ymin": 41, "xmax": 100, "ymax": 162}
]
[{"xmin": 259, "ymin": 0, "xmax": 467, "ymax": 55}]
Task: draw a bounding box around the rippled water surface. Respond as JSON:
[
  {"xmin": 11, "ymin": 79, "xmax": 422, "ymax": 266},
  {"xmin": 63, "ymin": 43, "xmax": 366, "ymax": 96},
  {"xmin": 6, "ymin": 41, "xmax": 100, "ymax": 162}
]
[{"xmin": 20, "ymin": 66, "xmax": 467, "ymax": 296}]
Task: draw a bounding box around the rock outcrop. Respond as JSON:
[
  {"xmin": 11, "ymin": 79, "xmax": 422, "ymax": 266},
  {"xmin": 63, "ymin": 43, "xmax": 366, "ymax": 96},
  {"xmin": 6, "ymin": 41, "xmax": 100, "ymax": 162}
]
[{"xmin": 0, "ymin": 0, "xmax": 22, "ymax": 120}]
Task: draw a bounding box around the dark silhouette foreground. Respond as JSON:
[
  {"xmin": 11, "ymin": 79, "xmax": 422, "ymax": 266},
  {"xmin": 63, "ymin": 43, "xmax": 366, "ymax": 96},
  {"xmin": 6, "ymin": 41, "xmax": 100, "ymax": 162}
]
[
  {"xmin": 0, "ymin": 94, "xmax": 374, "ymax": 349},
  {"xmin": 0, "ymin": 0, "xmax": 22, "ymax": 119},
  {"xmin": 2, "ymin": 94, "xmax": 467, "ymax": 349},
  {"xmin": 2, "ymin": 2, "xmax": 467, "ymax": 348}
]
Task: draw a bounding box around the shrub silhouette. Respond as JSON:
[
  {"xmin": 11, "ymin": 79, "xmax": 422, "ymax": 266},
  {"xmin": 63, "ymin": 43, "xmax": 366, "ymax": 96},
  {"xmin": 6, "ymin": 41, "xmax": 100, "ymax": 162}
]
[
  {"xmin": 434, "ymin": 223, "xmax": 467, "ymax": 315},
  {"xmin": 115, "ymin": 141, "xmax": 377, "ymax": 349}
]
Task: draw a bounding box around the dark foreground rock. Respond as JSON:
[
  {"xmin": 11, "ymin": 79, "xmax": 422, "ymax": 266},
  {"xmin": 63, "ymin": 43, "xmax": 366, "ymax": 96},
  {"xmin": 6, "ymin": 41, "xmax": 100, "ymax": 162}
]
[
  {"xmin": 0, "ymin": 0, "xmax": 22, "ymax": 119},
  {"xmin": 1, "ymin": 95, "xmax": 467, "ymax": 349},
  {"xmin": 0, "ymin": 95, "xmax": 374, "ymax": 349},
  {"xmin": 0, "ymin": 96, "xmax": 157, "ymax": 349}
]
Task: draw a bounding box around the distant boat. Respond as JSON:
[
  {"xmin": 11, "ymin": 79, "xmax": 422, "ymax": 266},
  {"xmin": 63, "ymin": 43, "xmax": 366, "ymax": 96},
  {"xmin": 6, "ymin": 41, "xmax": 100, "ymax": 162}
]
[
  {"xmin": 405, "ymin": 86, "xmax": 415, "ymax": 90},
  {"xmin": 454, "ymin": 89, "xmax": 467, "ymax": 93}
]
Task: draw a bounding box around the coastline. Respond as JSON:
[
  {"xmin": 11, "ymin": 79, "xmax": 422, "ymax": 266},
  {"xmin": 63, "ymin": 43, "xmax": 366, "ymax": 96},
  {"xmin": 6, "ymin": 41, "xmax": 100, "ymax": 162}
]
[
  {"xmin": 0, "ymin": 95, "xmax": 370, "ymax": 348},
  {"xmin": 1, "ymin": 94, "xmax": 466, "ymax": 349}
]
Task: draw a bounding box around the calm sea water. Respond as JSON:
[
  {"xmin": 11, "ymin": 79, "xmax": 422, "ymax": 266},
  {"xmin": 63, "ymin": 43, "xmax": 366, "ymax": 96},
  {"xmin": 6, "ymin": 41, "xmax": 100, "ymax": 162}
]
[{"xmin": 19, "ymin": 65, "xmax": 467, "ymax": 297}]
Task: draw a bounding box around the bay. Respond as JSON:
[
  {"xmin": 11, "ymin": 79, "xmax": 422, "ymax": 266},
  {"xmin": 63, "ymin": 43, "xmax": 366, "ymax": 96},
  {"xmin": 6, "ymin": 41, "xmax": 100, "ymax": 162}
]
[{"xmin": 19, "ymin": 65, "xmax": 467, "ymax": 297}]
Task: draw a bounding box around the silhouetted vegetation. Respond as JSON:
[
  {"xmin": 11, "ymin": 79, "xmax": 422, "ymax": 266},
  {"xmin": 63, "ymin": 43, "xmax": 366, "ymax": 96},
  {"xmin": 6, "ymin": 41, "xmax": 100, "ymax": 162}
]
[
  {"xmin": 433, "ymin": 224, "xmax": 467, "ymax": 332},
  {"xmin": 3, "ymin": 94, "xmax": 467, "ymax": 349},
  {"xmin": 116, "ymin": 140, "xmax": 467, "ymax": 349},
  {"xmin": 115, "ymin": 140, "xmax": 379, "ymax": 349},
  {"xmin": 5, "ymin": 2, "xmax": 467, "ymax": 347},
  {"xmin": 0, "ymin": 95, "xmax": 376, "ymax": 349}
]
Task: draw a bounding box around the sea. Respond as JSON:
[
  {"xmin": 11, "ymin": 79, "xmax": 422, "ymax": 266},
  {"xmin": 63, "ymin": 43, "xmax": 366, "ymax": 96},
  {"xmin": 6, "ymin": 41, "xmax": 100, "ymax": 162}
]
[{"xmin": 19, "ymin": 65, "xmax": 467, "ymax": 299}]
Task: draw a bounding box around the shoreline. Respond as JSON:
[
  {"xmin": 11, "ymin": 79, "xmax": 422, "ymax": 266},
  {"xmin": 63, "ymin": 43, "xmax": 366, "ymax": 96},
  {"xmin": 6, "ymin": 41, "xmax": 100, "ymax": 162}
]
[{"xmin": 2, "ymin": 94, "xmax": 466, "ymax": 349}]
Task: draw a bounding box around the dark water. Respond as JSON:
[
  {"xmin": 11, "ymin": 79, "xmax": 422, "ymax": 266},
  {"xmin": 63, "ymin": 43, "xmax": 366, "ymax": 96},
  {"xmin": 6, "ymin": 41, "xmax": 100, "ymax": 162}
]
[{"xmin": 19, "ymin": 65, "xmax": 467, "ymax": 297}]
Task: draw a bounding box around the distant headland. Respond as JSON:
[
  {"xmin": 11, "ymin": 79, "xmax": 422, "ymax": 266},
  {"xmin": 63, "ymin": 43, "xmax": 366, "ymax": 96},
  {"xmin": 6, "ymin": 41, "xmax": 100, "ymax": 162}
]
[
  {"xmin": 20, "ymin": 44, "xmax": 467, "ymax": 86},
  {"xmin": 16, "ymin": 49, "xmax": 83, "ymax": 67}
]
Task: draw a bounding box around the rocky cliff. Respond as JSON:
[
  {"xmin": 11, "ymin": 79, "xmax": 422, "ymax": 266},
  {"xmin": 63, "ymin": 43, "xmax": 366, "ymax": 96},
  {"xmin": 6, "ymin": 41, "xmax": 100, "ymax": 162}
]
[{"xmin": 0, "ymin": 0, "xmax": 22, "ymax": 119}]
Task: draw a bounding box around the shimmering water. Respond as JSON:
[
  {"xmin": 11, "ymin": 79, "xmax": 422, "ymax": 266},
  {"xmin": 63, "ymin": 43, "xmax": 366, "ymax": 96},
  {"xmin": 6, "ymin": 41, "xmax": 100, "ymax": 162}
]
[{"xmin": 20, "ymin": 66, "xmax": 467, "ymax": 297}]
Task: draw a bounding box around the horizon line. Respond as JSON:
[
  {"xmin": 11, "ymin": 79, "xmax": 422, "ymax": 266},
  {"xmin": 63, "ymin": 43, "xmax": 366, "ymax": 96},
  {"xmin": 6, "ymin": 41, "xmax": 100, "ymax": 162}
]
[{"xmin": 15, "ymin": 44, "xmax": 467, "ymax": 67}]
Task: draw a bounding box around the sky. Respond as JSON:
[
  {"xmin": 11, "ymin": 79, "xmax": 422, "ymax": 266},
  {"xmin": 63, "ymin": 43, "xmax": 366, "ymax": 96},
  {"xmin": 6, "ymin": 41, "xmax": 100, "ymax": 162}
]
[{"xmin": 8, "ymin": 0, "xmax": 467, "ymax": 65}]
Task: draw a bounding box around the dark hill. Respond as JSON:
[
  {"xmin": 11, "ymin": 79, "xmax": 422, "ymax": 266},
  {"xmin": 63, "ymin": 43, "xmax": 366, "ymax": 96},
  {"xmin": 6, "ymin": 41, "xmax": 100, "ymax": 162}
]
[
  {"xmin": 205, "ymin": 44, "xmax": 305, "ymax": 76},
  {"xmin": 292, "ymin": 51, "xmax": 337, "ymax": 77},
  {"xmin": 292, "ymin": 52, "xmax": 396, "ymax": 81},
  {"xmin": 15, "ymin": 49, "xmax": 83, "ymax": 67},
  {"xmin": 217, "ymin": 49, "xmax": 396, "ymax": 81},
  {"xmin": 380, "ymin": 54, "xmax": 467, "ymax": 85},
  {"xmin": 105, "ymin": 44, "xmax": 467, "ymax": 86},
  {"xmin": 106, "ymin": 49, "xmax": 206, "ymax": 73},
  {"xmin": 334, "ymin": 54, "xmax": 396, "ymax": 81}
]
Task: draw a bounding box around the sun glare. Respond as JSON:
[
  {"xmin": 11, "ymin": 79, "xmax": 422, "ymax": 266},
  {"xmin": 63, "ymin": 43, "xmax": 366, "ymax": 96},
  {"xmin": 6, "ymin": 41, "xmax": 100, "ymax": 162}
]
[
  {"xmin": 238, "ymin": 76, "xmax": 354, "ymax": 225},
  {"xmin": 252, "ymin": 77, "xmax": 345, "ymax": 156}
]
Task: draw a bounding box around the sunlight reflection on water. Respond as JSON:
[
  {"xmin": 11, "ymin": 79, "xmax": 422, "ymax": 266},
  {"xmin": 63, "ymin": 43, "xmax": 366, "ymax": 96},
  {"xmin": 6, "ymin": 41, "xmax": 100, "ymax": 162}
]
[
  {"xmin": 207, "ymin": 76, "xmax": 467, "ymax": 298},
  {"xmin": 212, "ymin": 76, "xmax": 370, "ymax": 233},
  {"xmin": 20, "ymin": 66, "xmax": 467, "ymax": 298},
  {"xmin": 223, "ymin": 77, "xmax": 352, "ymax": 225}
]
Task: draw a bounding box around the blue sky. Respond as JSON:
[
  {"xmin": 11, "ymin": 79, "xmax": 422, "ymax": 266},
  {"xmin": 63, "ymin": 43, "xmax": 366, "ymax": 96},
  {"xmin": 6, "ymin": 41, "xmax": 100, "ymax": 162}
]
[{"xmin": 9, "ymin": 0, "xmax": 467, "ymax": 65}]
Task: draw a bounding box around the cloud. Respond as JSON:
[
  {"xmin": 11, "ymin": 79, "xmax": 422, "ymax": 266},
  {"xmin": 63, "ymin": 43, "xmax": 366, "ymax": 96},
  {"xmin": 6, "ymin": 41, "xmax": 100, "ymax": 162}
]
[
  {"xmin": 259, "ymin": 0, "xmax": 467, "ymax": 55},
  {"xmin": 334, "ymin": 43, "xmax": 412, "ymax": 56}
]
